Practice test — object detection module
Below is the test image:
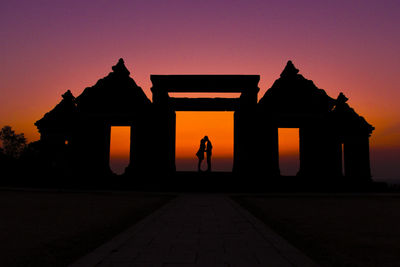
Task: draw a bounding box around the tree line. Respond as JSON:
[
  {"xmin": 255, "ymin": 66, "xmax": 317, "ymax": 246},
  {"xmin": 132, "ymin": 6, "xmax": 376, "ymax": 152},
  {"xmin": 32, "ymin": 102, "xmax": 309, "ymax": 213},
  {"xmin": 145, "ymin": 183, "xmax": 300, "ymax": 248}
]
[
  {"xmin": 0, "ymin": 126, "xmax": 27, "ymax": 159},
  {"xmin": 0, "ymin": 125, "xmax": 46, "ymax": 186}
]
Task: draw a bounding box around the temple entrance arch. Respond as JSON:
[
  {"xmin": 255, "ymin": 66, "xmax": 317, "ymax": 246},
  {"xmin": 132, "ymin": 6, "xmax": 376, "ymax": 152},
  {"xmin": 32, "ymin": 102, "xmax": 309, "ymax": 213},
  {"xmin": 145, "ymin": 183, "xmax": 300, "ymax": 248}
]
[
  {"xmin": 109, "ymin": 126, "xmax": 131, "ymax": 175},
  {"xmin": 150, "ymin": 75, "xmax": 260, "ymax": 174},
  {"xmin": 278, "ymin": 128, "xmax": 300, "ymax": 176},
  {"xmin": 175, "ymin": 111, "xmax": 234, "ymax": 172}
]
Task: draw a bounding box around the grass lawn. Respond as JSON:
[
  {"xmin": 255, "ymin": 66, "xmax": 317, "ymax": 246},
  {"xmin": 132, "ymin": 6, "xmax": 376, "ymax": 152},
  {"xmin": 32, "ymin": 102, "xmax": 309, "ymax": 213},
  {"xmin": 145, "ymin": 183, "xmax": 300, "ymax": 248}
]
[
  {"xmin": 234, "ymin": 194, "xmax": 400, "ymax": 267},
  {"xmin": 0, "ymin": 189, "xmax": 174, "ymax": 267}
]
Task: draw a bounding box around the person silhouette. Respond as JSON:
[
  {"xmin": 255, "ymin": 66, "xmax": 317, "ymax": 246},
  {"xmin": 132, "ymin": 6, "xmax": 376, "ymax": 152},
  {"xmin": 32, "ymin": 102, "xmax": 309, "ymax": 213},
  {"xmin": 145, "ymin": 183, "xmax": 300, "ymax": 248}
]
[
  {"xmin": 204, "ymin": 136, "xmax": 212, "ymax": 172},
  {"xmin": 196, "ymin": 138, "xmax": 206, "ymax": 172}
]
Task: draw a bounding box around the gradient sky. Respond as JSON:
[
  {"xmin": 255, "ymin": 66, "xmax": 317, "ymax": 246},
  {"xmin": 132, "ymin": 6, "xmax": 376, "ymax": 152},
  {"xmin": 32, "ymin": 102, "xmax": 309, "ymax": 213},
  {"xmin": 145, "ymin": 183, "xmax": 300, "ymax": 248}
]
[{"xmin": 1, "ymin": 0, "xmax": 399, "ymax": 181}]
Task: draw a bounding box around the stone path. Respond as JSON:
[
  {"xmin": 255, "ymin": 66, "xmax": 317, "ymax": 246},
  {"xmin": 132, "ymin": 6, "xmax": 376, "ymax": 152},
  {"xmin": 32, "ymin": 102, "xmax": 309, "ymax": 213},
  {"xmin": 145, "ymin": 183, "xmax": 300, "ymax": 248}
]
[{"xmin": 71, "ymin": 195, "xmax": 318, "ymax": 267}]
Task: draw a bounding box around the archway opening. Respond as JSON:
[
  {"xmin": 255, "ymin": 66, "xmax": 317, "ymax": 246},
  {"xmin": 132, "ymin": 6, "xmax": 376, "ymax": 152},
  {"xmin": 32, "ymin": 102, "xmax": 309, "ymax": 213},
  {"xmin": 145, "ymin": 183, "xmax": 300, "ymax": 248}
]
[
  {"xmin": 278, "ymin": 128, "xmax": 300, "ymax": 176},
  {"xmin": 175, "ymin": 111, "xmax": 234, "ymax": 172},
  {"xmin": 109, "ymin": 126, "xmax": 131, "ymax": 175}
]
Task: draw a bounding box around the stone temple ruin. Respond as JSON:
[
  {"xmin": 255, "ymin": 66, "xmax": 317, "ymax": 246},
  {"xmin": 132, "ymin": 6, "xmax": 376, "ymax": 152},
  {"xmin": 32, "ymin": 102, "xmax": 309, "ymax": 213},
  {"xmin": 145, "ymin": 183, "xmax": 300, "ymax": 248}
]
[{"xmin": 35, "ymin": 59, "xmax": 374, "ymax": 183}]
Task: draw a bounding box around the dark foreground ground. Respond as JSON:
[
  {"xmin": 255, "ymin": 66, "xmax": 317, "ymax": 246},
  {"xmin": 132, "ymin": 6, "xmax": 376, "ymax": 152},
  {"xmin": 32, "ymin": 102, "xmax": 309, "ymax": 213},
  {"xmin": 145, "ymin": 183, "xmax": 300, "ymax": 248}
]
[
  {"xmin": 234, "ymin": 194, "xmax": 400, "ymax": 267},
  {"xmin": 2, "ymin": 189, "xmax": 400, "ymax": 267},
  {"xmin": 0, "ymin": 190, "xmax": 174, "ymax": 267}
]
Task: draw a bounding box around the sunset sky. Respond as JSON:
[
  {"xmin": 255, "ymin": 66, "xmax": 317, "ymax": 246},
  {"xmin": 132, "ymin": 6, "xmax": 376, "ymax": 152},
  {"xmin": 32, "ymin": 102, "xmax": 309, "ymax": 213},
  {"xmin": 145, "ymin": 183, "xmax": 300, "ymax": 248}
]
[{"xmin": 1, "ymin": 0, "xmax": 399, "ymax": 180}]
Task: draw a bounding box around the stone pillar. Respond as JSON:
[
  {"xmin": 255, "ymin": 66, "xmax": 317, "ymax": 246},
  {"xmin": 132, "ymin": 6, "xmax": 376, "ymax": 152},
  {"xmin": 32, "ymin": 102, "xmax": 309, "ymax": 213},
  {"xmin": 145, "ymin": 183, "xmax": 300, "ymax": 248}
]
[
  {"xmin": 299, "ymin": 126, "xmax": 328, "ymax": 177},
  {"xmin": 262, "ymin": 125, "xmax": 279, "ymax": 176},
  {"xmin": 343, "ymin": 135, "xmax": 371, "ymax": 180},
  {"xmin": 151, "ymin": 87, "xmax": 176, "ymax": 174},
  {"xmin": 125, "ymin": 115, "xmax": 154, "ymax": 177},
  {"xmin": 125, "ymin": 123, "xmax": 136, "ymax": 174},
  {"xmin": 298, "ymin": 127, "xmax": 313, "ymax": 176},
  {"xmin": 73, "ymin": 119, "xmax": 112, "ymax": 177},
  {"xmin": 169, "ymin": 111, "xmax": 176, "ymax": 172},
  {"xmin": 103, "ymin": 124, "xmax": 111, "ymax": 174},
  {"xmin": 320, "ymin": 135, "xmax": 343, "ymax": 177},
  {"xmin": 252, "ymin": 110, "xmax": 279, "ymax": 177},
  {"xmin": 299, "ymin": 126, "xmax": 344, "ymax": 178},
  {"xmin": 233, "ymin": 111, "xmax": 241, "ymax": 173},
  {"xmin": 233, "ymin": 88, "xmax": 258, "ymax": 174}
]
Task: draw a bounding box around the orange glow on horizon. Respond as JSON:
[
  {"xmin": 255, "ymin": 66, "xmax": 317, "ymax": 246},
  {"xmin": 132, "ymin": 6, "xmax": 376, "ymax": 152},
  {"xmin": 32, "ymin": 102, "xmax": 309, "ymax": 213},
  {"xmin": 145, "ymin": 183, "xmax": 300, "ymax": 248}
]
[
  {"xmin": 176, "ymin": 111, "xmax": 234, "ymax": 171},
  {"xmin": 110, "ymin": 126, "xmax": 131, "ymax": 174},
  {"xmin": 278, "ymin": 128, "xmax": 300, "ymax": 156},
  {"xmin": 279, "ymin": 128, "xmax": 300, "ymax": 175}
]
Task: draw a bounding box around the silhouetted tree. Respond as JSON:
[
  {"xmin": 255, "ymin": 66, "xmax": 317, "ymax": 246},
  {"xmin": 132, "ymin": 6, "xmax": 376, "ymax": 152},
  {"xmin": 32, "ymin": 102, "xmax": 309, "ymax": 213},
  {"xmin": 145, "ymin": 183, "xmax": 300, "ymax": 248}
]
[{"xmin": 0, "ymin": 126, "xmax": 27, "ymax": 159}]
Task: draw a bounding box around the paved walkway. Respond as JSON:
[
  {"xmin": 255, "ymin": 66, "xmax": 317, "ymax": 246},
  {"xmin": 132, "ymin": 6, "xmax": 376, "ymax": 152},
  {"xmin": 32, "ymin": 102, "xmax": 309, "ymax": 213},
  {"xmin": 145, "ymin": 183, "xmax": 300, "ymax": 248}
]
[{"xmin": 71, "ymin": 195, "xmax": 318, "ymax": 267}]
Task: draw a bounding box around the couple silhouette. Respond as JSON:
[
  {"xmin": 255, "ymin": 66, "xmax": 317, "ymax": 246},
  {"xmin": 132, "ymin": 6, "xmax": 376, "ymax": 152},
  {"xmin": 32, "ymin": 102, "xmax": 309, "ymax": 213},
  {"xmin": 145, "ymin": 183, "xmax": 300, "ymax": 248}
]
[{"xmin": 196, "ymin": 136, "xmax": 212, "ymax": 172}]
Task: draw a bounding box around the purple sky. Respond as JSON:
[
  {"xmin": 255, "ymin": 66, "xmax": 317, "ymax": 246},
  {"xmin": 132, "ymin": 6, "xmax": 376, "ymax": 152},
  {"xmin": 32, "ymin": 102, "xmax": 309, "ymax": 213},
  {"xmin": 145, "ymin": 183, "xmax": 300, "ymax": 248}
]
[{"xmin": 1, "ymin": 0, "xmax": 400, "ymax": 181}]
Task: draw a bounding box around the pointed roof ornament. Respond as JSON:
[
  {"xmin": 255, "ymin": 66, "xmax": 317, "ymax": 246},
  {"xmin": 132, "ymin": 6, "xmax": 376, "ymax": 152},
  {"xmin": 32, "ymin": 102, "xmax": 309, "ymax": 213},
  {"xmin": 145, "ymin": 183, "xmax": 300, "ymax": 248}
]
[
  {"xmin": 35, "ymin": 90, "xmax": 77, "ymax": 129},
  {"xmin": 112, "ymin": 58, "xmax": 130, "ymax": 76},
  {"xmin": 62, "ymin": 90, "xmax": 75, "ymax": 101},
  {"xmin": 280, "ymin": 60, "xmax": 299, "ymax": 78},
  {"xmin": 336, "ymin": 92, "xmax": 348, "ymax": 104}
]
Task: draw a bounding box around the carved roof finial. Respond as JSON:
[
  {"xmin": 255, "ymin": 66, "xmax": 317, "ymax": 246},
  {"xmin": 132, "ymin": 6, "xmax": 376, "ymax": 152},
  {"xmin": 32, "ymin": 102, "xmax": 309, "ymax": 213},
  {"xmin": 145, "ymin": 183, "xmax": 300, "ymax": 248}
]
[
  {"xmin": 62, "ymin": 90, "xmax": 75, "ymax": 101},
  {"xmin": 112, "ymin": 58, "xmax": 130, "ymax": 76},
  {"xmin": 280, "ymin": 60, "xmax": 299, "ymax": 78},
  {"xmin": 336, "ymin": 92, "xmax": 349, "ymax": 104}
]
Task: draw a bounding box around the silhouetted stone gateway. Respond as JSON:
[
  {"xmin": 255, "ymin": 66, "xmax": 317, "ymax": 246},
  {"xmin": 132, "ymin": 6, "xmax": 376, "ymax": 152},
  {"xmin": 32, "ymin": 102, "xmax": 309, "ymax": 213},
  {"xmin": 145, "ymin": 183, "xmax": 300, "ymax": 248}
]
[
  {"xmin": 35, "ymin": 59, "xmax": 374, "ymax": 184},
  {"xmin": 151, "ymin": 75, "xmax": 259, "ymax": 174}
]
